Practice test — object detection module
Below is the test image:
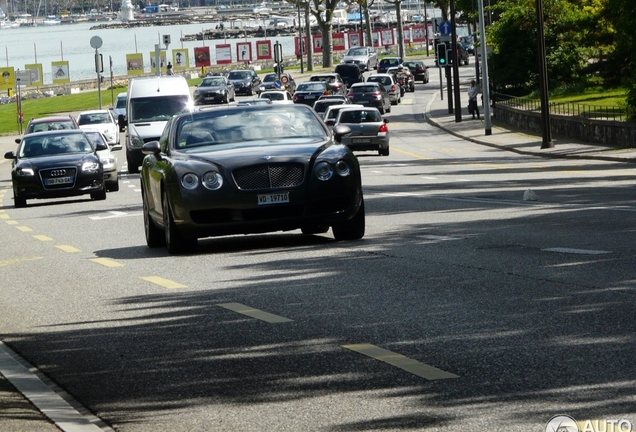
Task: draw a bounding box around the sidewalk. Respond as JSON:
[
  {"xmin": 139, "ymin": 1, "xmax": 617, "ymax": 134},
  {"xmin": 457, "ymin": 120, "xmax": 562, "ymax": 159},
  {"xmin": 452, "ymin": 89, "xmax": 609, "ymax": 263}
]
[
  {"xmin": 2, "ymin": 79, "xmax": 636, "ymax": 432},
  {"xmin": 424, "ymin": 84, "xmax": 636, "ymax": 163}
]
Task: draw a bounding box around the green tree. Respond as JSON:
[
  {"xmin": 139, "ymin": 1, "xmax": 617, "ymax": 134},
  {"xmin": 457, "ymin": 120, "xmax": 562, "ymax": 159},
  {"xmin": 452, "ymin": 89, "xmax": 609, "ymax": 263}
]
[
  {"xmin": 606, "ymin": 0, "xmax": 636, "ymax": 112},
  {"xmin": 487, "ymin": 0, "xmax": 601, "ymax": 93}
]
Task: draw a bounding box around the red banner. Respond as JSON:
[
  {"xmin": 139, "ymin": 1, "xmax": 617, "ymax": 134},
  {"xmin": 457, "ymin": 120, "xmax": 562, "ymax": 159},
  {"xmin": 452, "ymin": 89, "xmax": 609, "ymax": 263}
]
[
  {"xmin": 411, "ymin": 25, "xmax": 426, "ymax": 42},
  {"xmin": 295, "ymin": 36, "xmax": 307, "ymax": 56},
  {"xmin": 236, "ymin": 42, "xmax": 252, "ymax": 62},
  {"xmin": 381, "ymin": 29, "xmax": 394, "ymax": 46},
  {"xmin": 313, "ymin": 35, "xmax": 323, "ymax": 53},
  {"xmin": 194, "ymin": 46, "xmax": 211, "ymax": 67},
  {"xmin": 348, "ymin": 31, "xmax": 362, "ymax": 48},
  {"xmin": 215, "ymin": 44, "xmax": 232, "ymax": 64},
  {"xmin": 256, "ymin": 40, "xmax": 272, "ymax": 60},
  {"xmin": 333, "ymin": 32, "xmax": 346, "ymax": 51}
]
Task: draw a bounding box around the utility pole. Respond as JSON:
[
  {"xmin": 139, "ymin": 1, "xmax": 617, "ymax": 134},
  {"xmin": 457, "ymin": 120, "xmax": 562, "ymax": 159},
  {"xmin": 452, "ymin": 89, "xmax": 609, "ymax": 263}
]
[
  {"xmin": 450, "ymin": 0, "xmax": 462, "ymax": 122},
  {"xmin": 535, "ymin": 0, "xmax": 552, "ymax": 147}
]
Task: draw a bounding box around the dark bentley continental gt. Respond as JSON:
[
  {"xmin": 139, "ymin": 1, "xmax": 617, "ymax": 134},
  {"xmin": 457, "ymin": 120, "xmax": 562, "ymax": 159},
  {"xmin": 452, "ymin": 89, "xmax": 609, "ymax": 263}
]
[
  {"xmin": 4, "ymin": 130, "xmax": 107, "ymax": 208},
  {"xmin": 140, "ymin": 104, "xmax": 365, "ymax": 254}
]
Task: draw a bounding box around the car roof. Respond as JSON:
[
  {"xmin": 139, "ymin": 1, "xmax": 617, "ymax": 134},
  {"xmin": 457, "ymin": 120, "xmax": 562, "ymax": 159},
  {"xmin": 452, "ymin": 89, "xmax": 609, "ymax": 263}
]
[
  {"xmin": 351, "ymin": 82, "xmax": 380, "ymax": 87},
  {"xmin": 21, "ymin": 129, "xmax": 85, "ymax": 139},
  {"xmin": 29, "ymin": 115, "xmax": 74, "ymax": 123},
  {"xmin": 78, "ymin": 109, "xmax": 110, "ymax": 115}
]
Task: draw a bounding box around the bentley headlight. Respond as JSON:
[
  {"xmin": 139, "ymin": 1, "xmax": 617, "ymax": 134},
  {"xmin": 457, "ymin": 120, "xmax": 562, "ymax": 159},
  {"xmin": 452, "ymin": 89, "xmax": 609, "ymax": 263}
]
[
  {"xmin": 82, "ymin": 161, "xmax": 100, "ymax": 173},
  {"xmin": 181, "ymin": 172, "xmax": 199, "ymax": 190},
  {"xmin": 335, "ymin": 160, "xmax": 351, "ymax": 177},
  {"xmin": 314, "ymin": 161, "xmax": 333, "ymax": 181},
  {"xmin": 16, "ymin": 167, "xmax": 34, "ymax": 176},
  {"xmin": 202, "ymin": 171, "xmax": 223, "ymax": 190}
]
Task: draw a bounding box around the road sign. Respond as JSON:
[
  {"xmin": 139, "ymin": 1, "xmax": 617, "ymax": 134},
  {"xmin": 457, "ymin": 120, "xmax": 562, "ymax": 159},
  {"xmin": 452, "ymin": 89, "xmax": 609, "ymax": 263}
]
[
  {"xmin": 439, "ymin": 21, "xmax": 452, "ymax": 36},
  {"xmin": 280, "ymin": 75, "xmax": 289, "ymax": 85}
]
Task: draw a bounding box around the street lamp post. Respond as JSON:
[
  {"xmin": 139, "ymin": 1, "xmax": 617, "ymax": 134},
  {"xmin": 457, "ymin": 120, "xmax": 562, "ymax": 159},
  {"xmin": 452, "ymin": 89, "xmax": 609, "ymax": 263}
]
[
  {"xmin": 535, "ymin": 0, "xmax": 552, "ymax": 147},
  {"xmin": 297, "ymin": 1, "xmax": 304, "ymax": 73},
  {"xmin": 477, "ymin": 0, "xmax": 492, "ymax": 135}
]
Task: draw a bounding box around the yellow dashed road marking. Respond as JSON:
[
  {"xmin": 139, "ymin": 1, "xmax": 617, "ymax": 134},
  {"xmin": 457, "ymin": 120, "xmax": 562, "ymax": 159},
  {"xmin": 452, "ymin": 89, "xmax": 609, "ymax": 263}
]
[
  {"xmin": 140, "ymin": 276, "xmax": 187, "ymax": 289},
  {"xmin": 55, "ymin": 245, "xmax": 80, "ymax": 253},
  {"xmin": 90, "ymin": 258, "xmax": 125, "ymax": 268},
  {"xmin": 16, "ymin": 226, "xmax": 32, "ymax": 232},
  {"xmin": 342, "ymin": 344, "xmax": 459, "ymax": 380},
  {"xmin": 217, "ymin": 302, "xmax": 293, "ymax": 323},
  {"xmin": 0, "ymin": 257, "xmax": 43, "ymax": 267},
  {"xmin": 32, "ymin": 235, "xmax": 53, "ymax": 242},
  {"xmin": 0, "ymin": 214, "xmax": 10, "ymax": 219},
  {"xmin": 5, "ymin": 220, "xmax": 18, "ymax": 225}
]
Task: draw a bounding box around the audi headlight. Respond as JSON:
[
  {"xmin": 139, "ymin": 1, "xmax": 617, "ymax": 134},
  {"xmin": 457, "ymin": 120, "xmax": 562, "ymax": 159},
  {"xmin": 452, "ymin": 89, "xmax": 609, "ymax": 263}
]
[
  {"xmin": 181, "ymin": 172, "xmax": 199, "ymax": 190},
  {"xmin": 16, "ymin": 167, "xmax": 34, "ymax": 176},
  {"xmin": 314, "ymin": 161, "xmax": 333, "ymax": 181},
  {"xmin": 82, "ymin": 161, "xmax": 100, "ymax": 172},
  {"xmin": 202, "ymin": 171, "xmax": 223, "ymax": 190}
]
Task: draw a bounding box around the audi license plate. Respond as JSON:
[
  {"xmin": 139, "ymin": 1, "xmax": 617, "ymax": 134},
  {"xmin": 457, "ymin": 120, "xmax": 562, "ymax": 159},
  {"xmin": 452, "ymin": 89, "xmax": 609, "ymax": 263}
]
[
  {"xmin": 258, "ymin": 192, "xmax": 289, "ymax": 205},
  {"xmin": 352, "ymin": 138, "xmax": 372, "ymax": 144},
  {"xmin": 45, "ymin": 176, "xmax": 73, "ymax": 185}
]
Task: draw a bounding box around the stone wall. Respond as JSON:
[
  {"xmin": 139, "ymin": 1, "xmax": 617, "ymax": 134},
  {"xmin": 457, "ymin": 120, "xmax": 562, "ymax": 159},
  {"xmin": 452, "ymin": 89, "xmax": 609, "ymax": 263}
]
[{"xmin": 493, "ymin": 104, "xmax": 636, "ymax": 147}]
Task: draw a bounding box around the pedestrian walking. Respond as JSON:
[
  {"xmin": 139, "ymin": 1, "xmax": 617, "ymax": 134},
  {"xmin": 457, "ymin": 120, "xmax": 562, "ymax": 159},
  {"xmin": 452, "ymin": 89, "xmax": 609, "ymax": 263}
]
[
  {"xmin": 467, "ymin": 80, "xmax": 480, "ymax": 119},
  {"xmin": 166, "ymin": 62, "xmax": 174, "ymax": 75}
]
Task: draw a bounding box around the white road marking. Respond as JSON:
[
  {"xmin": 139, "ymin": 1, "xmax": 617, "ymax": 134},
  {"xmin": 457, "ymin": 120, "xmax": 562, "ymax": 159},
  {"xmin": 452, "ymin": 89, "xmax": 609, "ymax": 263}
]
[
  {"xmin": 89, "ymin": 211, "xmax": 141, "ymax": 220},
  {"xmin": 543, "ymin": 248, "xmax": 612, "ymax": 255}
]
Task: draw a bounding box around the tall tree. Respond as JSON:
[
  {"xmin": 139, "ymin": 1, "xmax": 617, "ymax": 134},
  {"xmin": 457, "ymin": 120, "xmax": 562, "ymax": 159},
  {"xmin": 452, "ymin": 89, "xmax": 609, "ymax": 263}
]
[{"xmin": 606, "ymin": 0, "xmax": 636, "ymax": 112}]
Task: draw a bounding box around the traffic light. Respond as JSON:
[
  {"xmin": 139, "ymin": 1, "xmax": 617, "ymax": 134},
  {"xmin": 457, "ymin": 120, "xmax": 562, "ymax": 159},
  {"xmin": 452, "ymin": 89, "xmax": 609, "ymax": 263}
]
[{"xmin": 437, "ymin": 43, "xmax": 447, "ymax": 66}]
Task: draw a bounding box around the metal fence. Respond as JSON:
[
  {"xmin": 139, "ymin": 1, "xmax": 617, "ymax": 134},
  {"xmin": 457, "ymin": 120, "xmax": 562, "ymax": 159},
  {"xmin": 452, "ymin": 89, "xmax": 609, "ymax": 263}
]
[{"xmin": 495, "ymin": 94, "xmax": 635, "ymax": 122}]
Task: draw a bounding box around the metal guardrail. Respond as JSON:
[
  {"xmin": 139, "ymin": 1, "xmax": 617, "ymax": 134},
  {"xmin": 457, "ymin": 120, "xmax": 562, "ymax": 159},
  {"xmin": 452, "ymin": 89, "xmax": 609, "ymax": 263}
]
[{"xmin": 496, "ymin": 94, "xmax": 635, "ymax": 122}]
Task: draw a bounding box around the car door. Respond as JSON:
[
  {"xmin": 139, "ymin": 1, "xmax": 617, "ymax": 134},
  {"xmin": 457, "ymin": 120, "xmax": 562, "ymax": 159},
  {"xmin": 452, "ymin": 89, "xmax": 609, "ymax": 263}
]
[{"xmin": 251, "ymin": 71, "xmax": 262, "ymax": 93}]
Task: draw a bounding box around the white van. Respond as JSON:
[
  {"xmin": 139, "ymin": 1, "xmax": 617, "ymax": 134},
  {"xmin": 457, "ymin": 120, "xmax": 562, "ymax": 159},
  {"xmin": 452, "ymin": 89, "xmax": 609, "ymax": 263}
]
[{"xmin": 125, "ymin": 75, "xmax": 193, "ymax": 173}]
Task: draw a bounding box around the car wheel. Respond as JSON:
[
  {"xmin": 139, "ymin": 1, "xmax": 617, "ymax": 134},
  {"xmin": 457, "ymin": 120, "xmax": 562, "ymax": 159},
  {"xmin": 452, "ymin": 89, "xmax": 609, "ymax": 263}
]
[
  {"xmin": 378, "ymin": 104, "xmax": 385, "ymax": 115},
  {"xmin": 379, "ymin": 146, "xmax": 390, "ymax": 156},
  {"xmin": 127, "ymin": 156, "xmax": 139, "ymax": 174},
  {"xmin": 143, "ymin": 188, "xmax": 165, "ymax": 248},
  {"xmin": 332, "ymin": 198, "xmax": 365, "ymax": 241},
  {"xmin": 162, "ymin": 189, "xmax": 197, "ymax": 254},
  {"xmin": 14, "ymin": 195, "xmax": 26, "ymax": 208},
  {"xmin": 107, "ymin": 180, "xmax": 119, "ymax": 192},
  {"xmin": 91, "ymin": 189, "xmax": 107, "ymax": 201},
  {"xmin": 386, "ymin": 103, "xmax": 392, "ymax": 113}
]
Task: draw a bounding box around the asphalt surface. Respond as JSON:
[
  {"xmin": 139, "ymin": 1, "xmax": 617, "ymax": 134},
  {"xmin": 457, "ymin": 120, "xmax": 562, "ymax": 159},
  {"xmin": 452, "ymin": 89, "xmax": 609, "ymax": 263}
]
[{"xmin": 0, "ymin": 75, "xmax": 634, "ymax": 432}]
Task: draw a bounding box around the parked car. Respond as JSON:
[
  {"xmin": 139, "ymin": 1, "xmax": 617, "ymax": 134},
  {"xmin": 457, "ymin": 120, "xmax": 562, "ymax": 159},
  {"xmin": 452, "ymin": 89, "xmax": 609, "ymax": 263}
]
[
  {"xmin": 293, "ymin": 81, "xmax": 332, "ymax": 105},
  {"xmin": 334, "ymin": 63, "xmax": 364, "ymax": 89},
  {"xmin": 366, "ymin": 73, "xmax": 401, "ymax": 105},
  {"xmin": 4, "ymin": 130, "xmax": 107, "ymax": 207},
  {"xmin": 76, "ymin": 109, "xmax": 121, "ymax": 149},
  {"xmin": 227, "ymin": 69, "xmax": 262, "ymax": 96},
  {"xmin": 258, "ymin": 72, "xmax": 297, "ymax": 94},
  {"xmin": 341, "ymin": 46, "xmax": 378, "ymax": 71},
  {"xmin": 334, "ymin": 107, "xmax": 390, "ymax": 156},
  {"xmin": 377, "ymin": 56, "xmax": 403, "ymax": 74},
  {"xmin": 258, "ymin": 90, "xmax": 294, "ymax": 104},
  {"xmin": 140, "ymin": 104, "xmax": 365, "ymax": 254},
  {"xmin": 387, "ymin": 66, "xmax": 415, "ymax": 93},
  {"xmin": 313, "ymin": 98, "xmax": 351, "ymax": 119},
  {"xmin": 82, "ymin": 129, "xmax": 119, "ymax": 192},
  {"xmin": 308, "ymin": 73, "xmax": 347, "ymax": 96},
  {"xmin": 346, "ymin": 82, "xmax": 392, "ymax": 114},
  {"xmin": 402, "ymin": 60, "xmax": 430, "ymax": 84},
  {"xmin": 458, "ymin": 44, "xmax": 470, "ymax": 65},
  {"xmin": 24, "ymin": 115, "xmax": 79, "ymax": 135},
  {"xmin": 112, "ymin": 92, "xmax": 127, "ymax": 132},
  {"xmin": 193, "ymin": 75, "xmax": 236, "ymax": 105}
]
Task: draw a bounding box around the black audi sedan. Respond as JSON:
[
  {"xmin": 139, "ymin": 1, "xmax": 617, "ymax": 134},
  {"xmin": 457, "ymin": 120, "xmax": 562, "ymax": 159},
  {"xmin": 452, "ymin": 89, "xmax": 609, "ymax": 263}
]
[
  {"xmin": 140, "ymin": 104, "xmax": 365, "ymax": 254},
  {"xmin": 4, "ymin": 130, "xmax": 107, "ymax": 208}
]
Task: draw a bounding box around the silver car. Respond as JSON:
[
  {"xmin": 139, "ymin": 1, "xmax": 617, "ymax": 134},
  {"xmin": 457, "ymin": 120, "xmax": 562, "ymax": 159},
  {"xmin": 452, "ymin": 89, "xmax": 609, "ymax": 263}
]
[
  {"xmin": 366, "ymin": 74, "xmax": 401, "ymax": 105},
  {"xmin": 342, "ymin": 46, "xmax": 378, "ymax": 71},
  {"xmin": 335, "ymin": 107, "xmax": 390, "ymax": 156}
]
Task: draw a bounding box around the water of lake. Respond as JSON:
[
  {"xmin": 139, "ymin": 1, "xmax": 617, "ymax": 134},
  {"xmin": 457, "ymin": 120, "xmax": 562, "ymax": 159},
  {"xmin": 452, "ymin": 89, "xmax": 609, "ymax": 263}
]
[{"xmin": 1, "ymin": 20, "xmax": 297, "ymax": 83}]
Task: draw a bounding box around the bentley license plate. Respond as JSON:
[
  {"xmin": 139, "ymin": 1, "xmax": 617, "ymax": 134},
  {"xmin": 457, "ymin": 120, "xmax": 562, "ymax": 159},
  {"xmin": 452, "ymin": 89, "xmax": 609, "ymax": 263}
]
[
  {"xmin": 45, "ymin": 176, "xmax": 73, "ymax": 185},
  {"xmin": 258, "ymin": 192, "xmax": 289, "ymax": 205}
]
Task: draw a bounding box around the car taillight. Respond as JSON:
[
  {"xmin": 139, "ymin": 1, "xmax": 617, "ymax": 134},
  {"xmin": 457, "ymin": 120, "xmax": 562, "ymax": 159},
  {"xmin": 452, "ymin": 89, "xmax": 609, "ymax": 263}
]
[
  {"xmin": 293, "ymin": 94, "xmax": 299, "ymax": 101},
  {"xmin": 417, "ymin": 67, "xmax": 425, "ymax": 72},
  {"xmin": 371, "ymin": 92, "xmax": 381, "ymax": 99},
  {"xmin": 347, "ymin": 93, "xmax": 354, "ymax": 98},
  {"xmin": 391, "ymin": 85, "xmax": 396, "ymax": 92},
  {"xmin": 378, "ymin": 123, "xmax": 388, "ymax": 133},
  {"xmin": 323, "ymin": 90, "xmax": 330, "ymax": 95}
]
